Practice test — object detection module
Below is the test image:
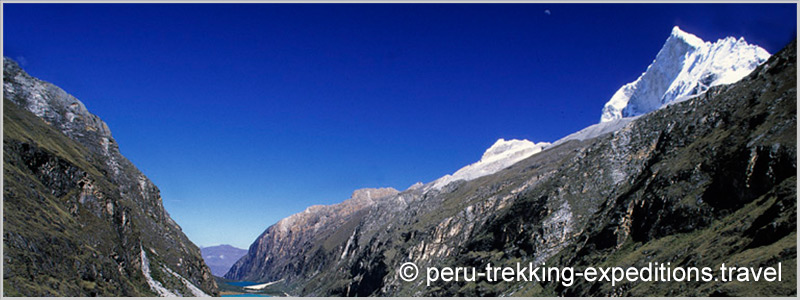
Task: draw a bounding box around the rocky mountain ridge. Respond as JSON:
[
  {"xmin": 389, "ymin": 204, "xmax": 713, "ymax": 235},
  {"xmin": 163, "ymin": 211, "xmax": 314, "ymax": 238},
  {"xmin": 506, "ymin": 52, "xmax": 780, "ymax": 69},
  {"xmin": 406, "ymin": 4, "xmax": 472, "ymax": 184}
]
[
  {"xmin": 3, "ymin": 57, "xmax": 218, "ymax": 296},
  {"xmin": 225, "ymin": 34, "xmax": 796, "ymax": 296}
]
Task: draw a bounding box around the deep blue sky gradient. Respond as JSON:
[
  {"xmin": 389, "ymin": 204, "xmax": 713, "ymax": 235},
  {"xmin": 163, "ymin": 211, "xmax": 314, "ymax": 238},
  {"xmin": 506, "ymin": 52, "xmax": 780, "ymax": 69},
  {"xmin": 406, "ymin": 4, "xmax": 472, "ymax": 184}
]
[{"xmin": 4, "ymin": 3, "xmax": 796, "ymax": 248}]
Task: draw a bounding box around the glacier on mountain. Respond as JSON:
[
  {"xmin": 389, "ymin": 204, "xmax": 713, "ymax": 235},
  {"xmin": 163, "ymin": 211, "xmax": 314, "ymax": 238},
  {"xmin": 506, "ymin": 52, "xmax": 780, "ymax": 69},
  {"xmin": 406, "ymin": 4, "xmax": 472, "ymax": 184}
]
[{"xmin": 600, "ymin": 26, "xmax": 770, "ymax": 123}]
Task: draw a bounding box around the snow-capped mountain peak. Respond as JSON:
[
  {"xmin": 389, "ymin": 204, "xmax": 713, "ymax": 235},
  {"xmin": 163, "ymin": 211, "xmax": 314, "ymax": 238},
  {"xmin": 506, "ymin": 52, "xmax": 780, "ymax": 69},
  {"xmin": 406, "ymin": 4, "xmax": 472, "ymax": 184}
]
[
  {"xmin": 669, "ymin": 26, "xmax": 705, "ymax": 48},
  {"xmin": 479, "ymin": 138, "xmax": 541, "ymax": 164},
  {"xmin": 425, "ymin": 27, "xmax": 769, "ymax": 192},
  {"xmin": 428, "ymin": 139, "xmax": 550, "ymax": 191},
  {"xmin": 600, "ymin": 26, "xmax": 770, "ymax": 123}
]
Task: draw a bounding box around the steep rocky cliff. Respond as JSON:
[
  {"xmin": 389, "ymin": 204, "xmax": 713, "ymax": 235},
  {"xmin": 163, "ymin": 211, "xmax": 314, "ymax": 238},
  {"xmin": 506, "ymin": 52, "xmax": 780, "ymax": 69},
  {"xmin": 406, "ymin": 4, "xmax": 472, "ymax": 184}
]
[
  {"xmin": 3, "ymin": 58, "xmax": 218, "ymax": 296},
  {"xmin": 226, "ymin": 40, "xmax": 796, "ymax": 296}
]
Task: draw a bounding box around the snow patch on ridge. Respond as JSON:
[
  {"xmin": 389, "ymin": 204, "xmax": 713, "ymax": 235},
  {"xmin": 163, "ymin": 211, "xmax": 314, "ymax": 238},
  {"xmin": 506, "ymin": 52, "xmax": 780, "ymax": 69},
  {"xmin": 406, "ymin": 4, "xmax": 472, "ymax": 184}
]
[
  {"xmin": 140, "ymin": 247, "xmax": 178, "ymax": 297},
  {"xmin": 140, "ymin": 246, "xmax": 210, "ymax": 297},
  {"xmin": 160, "ymin": 264, "xmax": 211, "ymax": 297},
  {"xmin": 428, "ymin": 139, "xmax": 550, "ymax": 191}
]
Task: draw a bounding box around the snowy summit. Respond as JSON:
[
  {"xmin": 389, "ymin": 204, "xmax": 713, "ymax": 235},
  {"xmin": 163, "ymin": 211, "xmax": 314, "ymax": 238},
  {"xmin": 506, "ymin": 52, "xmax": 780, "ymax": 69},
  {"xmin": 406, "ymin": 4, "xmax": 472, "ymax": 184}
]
[
  {"xmin": 600, "ymin": 26, "xmax": 770, "ymax": 123},
  {"xmin": 429, "ymin": 139, "xmax": 550, "ymax": 190}
]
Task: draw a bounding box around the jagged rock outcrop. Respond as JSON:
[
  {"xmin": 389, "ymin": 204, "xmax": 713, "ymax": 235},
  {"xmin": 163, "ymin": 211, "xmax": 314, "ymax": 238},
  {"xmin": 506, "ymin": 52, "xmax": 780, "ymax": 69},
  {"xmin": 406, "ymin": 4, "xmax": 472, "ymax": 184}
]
[
  {"xmin": 3, "ymin": 57, "xmax": 218, "ymax": 296},
  {"xmin": 226, "ymin": 38, "xmax": 795, "ymax": 296}
]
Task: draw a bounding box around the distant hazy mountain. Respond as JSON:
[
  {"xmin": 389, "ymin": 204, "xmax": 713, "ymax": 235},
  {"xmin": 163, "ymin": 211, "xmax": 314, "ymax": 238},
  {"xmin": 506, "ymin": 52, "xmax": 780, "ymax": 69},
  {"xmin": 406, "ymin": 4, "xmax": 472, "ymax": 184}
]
[
  {"xmin": 201, "ymin": 245, "xmax": 248, "ymax": 277},
  {"xmin": 3, "ymin": 58, "xmax": 218, "ymax": 296}
]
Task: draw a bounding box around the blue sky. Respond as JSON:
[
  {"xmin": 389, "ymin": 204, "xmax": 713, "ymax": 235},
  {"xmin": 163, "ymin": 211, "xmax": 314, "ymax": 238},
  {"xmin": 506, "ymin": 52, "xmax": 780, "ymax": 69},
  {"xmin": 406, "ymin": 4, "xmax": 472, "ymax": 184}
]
[{"xmin": 4, "ymin": 3, "xmax": 796, "ymax": 249}]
